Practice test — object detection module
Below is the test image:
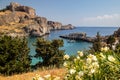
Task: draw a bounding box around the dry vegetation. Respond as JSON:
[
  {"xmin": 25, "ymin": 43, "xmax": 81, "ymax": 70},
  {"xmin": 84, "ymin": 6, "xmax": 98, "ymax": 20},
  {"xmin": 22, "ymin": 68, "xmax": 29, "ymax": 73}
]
[
  {"xmin": 0, "ymin": 10, "xmax": 32, "ymax": 35},
  {"xmin": 0, "ymin": 68, "xmax": 66, "ymax": 80},
  {"xmin": 0, "ymin": 24, "xmax": 25, "ymax": 33},
  {"xmin": 0, "ymin": 10, "xmax": 11, "ymax": 15}
]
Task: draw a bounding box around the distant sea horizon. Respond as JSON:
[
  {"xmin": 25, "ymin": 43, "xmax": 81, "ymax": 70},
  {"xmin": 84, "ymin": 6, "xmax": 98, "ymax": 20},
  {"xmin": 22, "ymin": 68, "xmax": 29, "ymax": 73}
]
[{"xmin": 28, "ymin": 26, "xmax": 119, "ymax": 65}]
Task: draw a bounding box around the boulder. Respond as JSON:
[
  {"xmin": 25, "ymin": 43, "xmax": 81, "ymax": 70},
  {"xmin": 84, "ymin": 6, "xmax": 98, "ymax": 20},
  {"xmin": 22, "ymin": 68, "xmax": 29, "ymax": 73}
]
[{"xmin": 7, "ymin": 2, "xmax": 21, "ymax": 12}]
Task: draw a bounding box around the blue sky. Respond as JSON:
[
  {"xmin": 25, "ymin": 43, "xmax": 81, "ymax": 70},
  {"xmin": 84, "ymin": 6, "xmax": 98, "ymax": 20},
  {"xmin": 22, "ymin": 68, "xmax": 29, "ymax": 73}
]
[{"xmin": 1, "ymin": 0, "xmax": 120, "ymax": 26}]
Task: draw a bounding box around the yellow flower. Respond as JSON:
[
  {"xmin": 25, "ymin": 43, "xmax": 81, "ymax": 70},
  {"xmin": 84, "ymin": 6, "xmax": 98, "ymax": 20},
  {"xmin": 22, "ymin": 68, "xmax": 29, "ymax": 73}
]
[
  {"xmin": 77, "ymin": 51, "xmax": 83, "ymax": 57},
  {"xmin": 78, "ymin": 71, "xmax": 84, "ymax": 77},
  {"xmin": 92, "ymin": 62, "xmax": 99, "ymax": 68},
  {"xmin": 74, "ymin": 58, "xmax": 77, "ymax": 62},
  {"xmin": 75, "ymin": 75, "xmax": 82, "ymax": 80},
  {"xmin": 44, "ymin": 74, "xmax": 51, "ymax": 79},
  {"xmin": 77, "ymin": 56, "xmax": 80, "ymax": 59},
  {"xmin": 108, "ymin": 55, "xmax": 115, "ymax": 62},
  {"xmin": 101, "ymin": 46, "xmax": 109, "ymax": 52},
  {"xmin": 64, "ymin": 54, "xmax": 70, "ymax": 60},
  {"xmin": 86, "ymin": 58, "xmax": 92, "ymax": 64},
  {"xmin": 100, "ymin": 52, "xmax": 106, "ymax": 59},
  {"xmin": 87, "ymin": 54, "xmax": 97, "ymax": 61},
  {"xmin": 69, "ymin": 69, "xmax": 76, "ymax": 74},
  {"xmin": 53, "ymin": 76, "xmax": 60, "ymax": 80},
  {"xmin": 63, "ymin": 62, "xmax": 68, "ymax": 67},
  {"xmin": 90, "ymin": 69, "xmax": 95, "ymax": 74},
  {"xmin": 38, "ymin": 77, "xmax": 44, "ymax": 80}
]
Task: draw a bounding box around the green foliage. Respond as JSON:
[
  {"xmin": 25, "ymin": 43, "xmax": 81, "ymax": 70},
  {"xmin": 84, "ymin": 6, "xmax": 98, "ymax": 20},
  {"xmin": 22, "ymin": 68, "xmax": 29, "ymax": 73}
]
[
  {"xmin": 107, "ymin": 35, "xmax": 116, "ymax": 49},
  {"xmin": 35, "ymin": 38, "xmax": 65, "ymax": 68},
  {"xmin": 92, "ymin": 32, "xmax": 102, "ymax": 52},
  {"xmin": 64, "ymin": 49, "xmax": 120, "ymax": 80},
  {"xmin": 0, "ymin": 36, "xmax": 31, "ymax": 75},
  {"xmin": 114, "ymin": 41, "xmax": 120, "ymax": 58}
]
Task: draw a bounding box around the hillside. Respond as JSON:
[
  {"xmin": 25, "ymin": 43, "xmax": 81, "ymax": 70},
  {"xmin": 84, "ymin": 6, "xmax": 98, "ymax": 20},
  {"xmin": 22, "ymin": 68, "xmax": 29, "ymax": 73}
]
[
  {"xmin": 0, "ymin": 68, "xmax": 66, "ymax": 80},
  {"xmin": 0, "ymin": 2, "xmax": 74, "ymax": 37}
]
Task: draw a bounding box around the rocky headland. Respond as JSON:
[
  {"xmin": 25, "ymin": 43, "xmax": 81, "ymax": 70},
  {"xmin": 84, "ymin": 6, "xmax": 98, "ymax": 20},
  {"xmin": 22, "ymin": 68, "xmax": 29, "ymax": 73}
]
[
  {"xmin": 0, "ymin": 2, "xmax": 74, "ymax": 37},
  {"xmin": 60, "ymin": 28, "xmax": 120, "ymax": 45}
]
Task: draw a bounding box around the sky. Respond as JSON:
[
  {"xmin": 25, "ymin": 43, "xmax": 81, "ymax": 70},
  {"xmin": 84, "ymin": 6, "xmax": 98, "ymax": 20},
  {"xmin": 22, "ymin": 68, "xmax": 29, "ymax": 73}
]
[{"xmin": 0, "ymin": 0, "xmax": 120, "ymax": 27}]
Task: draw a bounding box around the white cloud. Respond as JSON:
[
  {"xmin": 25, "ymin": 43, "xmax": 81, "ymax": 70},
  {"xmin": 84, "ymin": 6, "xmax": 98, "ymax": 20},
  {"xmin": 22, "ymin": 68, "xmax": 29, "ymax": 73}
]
[{"xmin": 80, "ymin": 14, "xmax": 120, "ymax": 26}]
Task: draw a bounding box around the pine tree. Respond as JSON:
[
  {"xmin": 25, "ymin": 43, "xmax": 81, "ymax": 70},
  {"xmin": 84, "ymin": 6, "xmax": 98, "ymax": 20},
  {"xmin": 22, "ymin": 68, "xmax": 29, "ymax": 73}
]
[
  {"xmin": 34, "ymin": 38, "xmax": 64, "ymax": 68},
  {"xmin": 0, "ymin": 36, "xmax": 31, "ymax": 75},
  {"xmin": 92, "ymin": 32, "xmax": 102, "ymax": 52},
  {"xmin": 107, "ymin": 35, "xmax": 115, "ymax": 49}
]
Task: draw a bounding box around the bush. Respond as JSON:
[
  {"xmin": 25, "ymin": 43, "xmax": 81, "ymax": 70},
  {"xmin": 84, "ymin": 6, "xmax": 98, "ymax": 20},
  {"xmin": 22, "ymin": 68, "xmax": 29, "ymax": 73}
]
[
  {"xmin": 92, "ymin": 32, "xmax": 102, "ymax": 52},
  {"xmin": 64, "ymin": 48, "xmax": 120, "ymax": 80},
  {"xmin": 34, "ymin": 38, "xmax": 65, "ymax": 68},
  {"xmin": 0, "ymin": 36, "xmax": 31, "ymax": 75}
]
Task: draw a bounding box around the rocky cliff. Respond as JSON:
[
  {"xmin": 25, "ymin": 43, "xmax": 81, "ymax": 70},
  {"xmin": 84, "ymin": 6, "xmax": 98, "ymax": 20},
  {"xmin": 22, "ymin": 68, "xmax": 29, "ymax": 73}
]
[
  {"xmin": 113, "ymin": 28, "xmax": 120, "ymax": 37},
  {"xmin": 0, "ymin": 2, "xmax": 74, "ymax": 37}
]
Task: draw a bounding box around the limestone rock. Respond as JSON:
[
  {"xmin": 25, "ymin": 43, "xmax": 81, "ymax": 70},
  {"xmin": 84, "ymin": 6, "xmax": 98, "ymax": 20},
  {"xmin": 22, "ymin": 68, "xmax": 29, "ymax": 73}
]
[
  {"xmin": 0, "ymin": 11, "xmax": 30, "ymax": 25},
  {"xmin": 61, "ymin": 24, "xmax": 74, "ymax": 30},
  {"xmin": 114, "ymin": 28, "xmax": 120, "ymax": 37},
  {"xmin": 47, "ymin": 21, "xmax": 62, "ymax": 30},
  {"xmin": 0, "ymin": 2, "xmax": 74, "ymax": 37},
  {"xmin": 23, "ymin": 17, "xmax": 50, "ymax": 37},
  {"xmin": 7, "ymin": 2, "xmax": 36, "ymax": 18}
]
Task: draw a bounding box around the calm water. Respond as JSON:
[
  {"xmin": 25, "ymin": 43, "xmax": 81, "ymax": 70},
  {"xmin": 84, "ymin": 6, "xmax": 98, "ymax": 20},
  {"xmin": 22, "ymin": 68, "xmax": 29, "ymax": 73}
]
[{"xmin": 28, "ymin": 27, "xmax": 119, "ymax": 65}]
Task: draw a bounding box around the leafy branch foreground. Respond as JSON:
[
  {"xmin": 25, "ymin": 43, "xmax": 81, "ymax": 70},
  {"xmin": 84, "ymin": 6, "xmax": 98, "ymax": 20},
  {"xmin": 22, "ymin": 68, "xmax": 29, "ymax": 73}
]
[
  {"xmin": 63, "ymin": 49, "xmax": 120, "ymax": 80},
  {"xmin": 0, "ymin": 35, "xmax": 120, "ymax": 80},
  {"xmin": 32, "ymin": 48, "xmax": 120, "ymax": 80}
]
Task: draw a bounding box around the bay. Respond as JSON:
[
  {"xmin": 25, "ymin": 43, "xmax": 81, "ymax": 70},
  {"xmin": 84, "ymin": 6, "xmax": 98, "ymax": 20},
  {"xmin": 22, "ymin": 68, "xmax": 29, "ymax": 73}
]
[{"xmin": 28, "ymin": 27, "xmax": 119, "ymax": 65}]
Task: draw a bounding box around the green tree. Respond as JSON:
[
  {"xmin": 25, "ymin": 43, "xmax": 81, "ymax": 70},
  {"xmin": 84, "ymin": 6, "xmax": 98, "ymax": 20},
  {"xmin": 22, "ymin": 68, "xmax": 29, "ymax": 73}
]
[
  {"xmin": 0, "ymin": 36, "xmax": 31, "ymax": 75},
  {"xmin": 114, "ymin": 39, "xmax": 120, "ymax": 56},
  {"xmin": 35, "ymin": 38, "xmax": 64, "ymax": 68},
  {"xmin": 107, "ymin": 35, "xmax": 115, "ymax": 49},
  {"xmin": 92, "ymin": 32, "xmax": 102, "ymax": 52}
]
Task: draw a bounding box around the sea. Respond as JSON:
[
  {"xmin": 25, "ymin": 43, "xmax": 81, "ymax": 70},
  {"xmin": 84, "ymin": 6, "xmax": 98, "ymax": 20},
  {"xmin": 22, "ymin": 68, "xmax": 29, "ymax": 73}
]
[{"xmin": 28, "ymin": 27, "xmax": 119, "ymax": 65}]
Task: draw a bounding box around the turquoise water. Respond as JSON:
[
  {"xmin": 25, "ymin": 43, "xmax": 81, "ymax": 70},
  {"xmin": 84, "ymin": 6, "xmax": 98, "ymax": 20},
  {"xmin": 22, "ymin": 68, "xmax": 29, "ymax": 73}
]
[{"xmin": 28, "ymin": 27, "xmax": 119, "ymax": 65}]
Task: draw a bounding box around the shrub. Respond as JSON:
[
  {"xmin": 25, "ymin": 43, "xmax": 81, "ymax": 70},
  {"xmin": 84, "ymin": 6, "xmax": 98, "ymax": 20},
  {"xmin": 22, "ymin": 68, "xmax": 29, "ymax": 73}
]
[
  {"xmin": 92, "ymin": 32, "xmax": 102, "ymax": 52},
  {"xmin": 0, "ymin": 36, "xmax": 31, "ymax": 75},
  {"xmin": 34, "ymin": 38, "xmax": 65, "ymax": 68},
  {"xmin": 64, "ymin": 49, "xmax": 120, "ymax": 80}
]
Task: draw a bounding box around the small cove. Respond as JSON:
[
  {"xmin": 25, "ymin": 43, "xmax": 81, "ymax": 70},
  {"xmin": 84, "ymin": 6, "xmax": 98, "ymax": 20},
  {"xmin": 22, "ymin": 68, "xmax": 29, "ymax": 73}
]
[{"xmin": 28, "ymin": 27, "xmax": 119, "ymax": 65}]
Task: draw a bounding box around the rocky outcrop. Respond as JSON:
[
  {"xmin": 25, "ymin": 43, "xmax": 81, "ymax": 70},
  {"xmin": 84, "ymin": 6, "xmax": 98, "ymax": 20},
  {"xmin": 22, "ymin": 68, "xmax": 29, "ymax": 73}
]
[
  {"xmin": 113, "ymin": 28, "xmax": 120, "ymax": 37},
  {"xmin": 24, "ymin": 17, "xmax": 50, "ymax": 37},
  {"xmin": 48, "ymin": 21, "xmax": 74, "ymax": 30},
  {"xmin": 0, "ymin": 2, "xmax": 74, "ymax": 37},
  {"xmin": 7, "ymin": 2, "xmax": 35, "ymax": 18},
  {"xmin": 0, "ymin": 11, "xmax": 30, "ymax": 26},
  {"xmin": 47, "ymin": 21, "xmax": 62, "ymax": 30},
  {"xmin": 62, "ymin": 24, "xmax": 74, "ymax": 30},
  {"xmin": 59, "ymin": 32, "xmax": 94, "ymax": 42}
]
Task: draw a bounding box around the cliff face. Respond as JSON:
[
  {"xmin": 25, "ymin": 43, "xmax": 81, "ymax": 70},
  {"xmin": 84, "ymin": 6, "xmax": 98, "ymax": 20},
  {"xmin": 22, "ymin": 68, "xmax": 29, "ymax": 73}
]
[
  {"xmin": 0, "ymin": 2, "xmax": 74, "ymax": 37},
  {"xmin": 7, "ymin": 2, "xmax": 36, "ymax": 18},
  {"xmin": 114, "ymin": 28, "xmax": 120, "ymax": 37},
  {"xmin": 47, "ymin": 21, "xmax": 62, "ymax": 30},
  {"xmin": 24, "ymin": 17, "xmax": 50, "ymax": 36}
]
